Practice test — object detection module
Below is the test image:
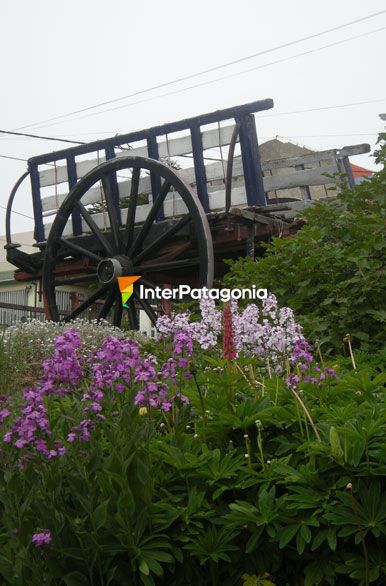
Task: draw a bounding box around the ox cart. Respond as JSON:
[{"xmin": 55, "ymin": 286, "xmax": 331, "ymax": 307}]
[{"xmin": 4, "ymin": 99, "xmax": 369, "ymax": 327}]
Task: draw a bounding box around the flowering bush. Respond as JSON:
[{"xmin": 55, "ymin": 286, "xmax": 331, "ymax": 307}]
[
  {"xmin": 157, "ymin": 294, "xmax": 305, "ymax": 364},
  {"xmin": 1, "ymin": 318, "xmax": 147, "ymax": 394},
  {"xmin": 0, "ymin": 297, "xmax": 384, "ymax": 585},
  {"xmin": 1, "ymin": 326, "xmax": 193, "ymax": 464},
  {"xmin": 157, "ymin": 294, "xmax": 335, "ymax": 387},
  {"xmin": 224, "ymin": 140, "xmax": 386, "ymax": 353}
]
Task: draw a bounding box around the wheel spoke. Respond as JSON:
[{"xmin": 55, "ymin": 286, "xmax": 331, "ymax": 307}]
[
  {"xmin": 54, "ymin": 273, "xmax": 98, "ymax": 286},
  {"xmin": 75, "ymin": 200, "xmax": 114, "ymax": 256},
  {"xmin": 113, "ymin": 289, "xmax": 123, "ymax": 326},
  {"xmin": 101, "ymin": 174, "xmax": 122, "ymax": 253},
  {"xmin": 139, "ymin": 277, "xmax": 159, "ymax": 290},
  {"xmin": 134, "ymin": 215, "xmax": 191, "ymax": 264},
  {"xmin": 56, "ymin": 237, "xmax": 101, "ymax": 263},
  {"xmin": 137, "ymin": 258, "xmax": 200, "ymax": 273},
  {"xmin": 64, "ymin": 284, "xmax": 110, "ymax": 321},
  {"xmin": 98, "ymin": 284, "xmax": 117, "ymax": 320},
  {"xmin": 127, "ymin": 299, "xmax": 139, "ymax": 330},
  {"xmin": 128, "ymin": 180, "xmax": 171, "ymax": 257},
  {"xmin": 125, "ymin": 166, "xmax": 140, "ymax": 252},
  {"xmin": 133, "ymin": 291, "xmax": 157, "ymax": 326}
]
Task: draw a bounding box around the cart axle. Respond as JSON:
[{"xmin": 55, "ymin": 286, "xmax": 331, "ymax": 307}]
[{"xmin": 97, "ymin": 255, "xmax": 134, "ymax": 284}]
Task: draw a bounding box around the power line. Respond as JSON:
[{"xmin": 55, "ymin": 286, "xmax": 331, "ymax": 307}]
[
  {"xmin": 24, "ymin": 25, "xmax": 386, "ymax": 131},
  {"xmin": 260, "ymin": 98, "xmax": 386, "ymax": 118},
  {"xmin": 0, "ymin": 154, "xmax": 28, "ymax": 162},
  {"xmin": 272, "ymin": 132, "xmax": 380, "ymax": 138},
  {"xmin": 0, "ymin": 204, "xmax": 33, "ymax": 220},
  {"xmin": 0, "ymin": 118, "xmax": 382, "ymax": 167},
  {"xmin": 0, "ymin": 129, "xmax": 85, "ymax": 145},
  {"xmin": 1, "ymin": 129, "xmax": 381, "ymax": 141},
  {"xmin": 0, "ymin": 131, "xmax": 120, "ymax": 139},
  {"xmin": 13, "ymin": 9, "xmax": 386, "ymax": 132}
]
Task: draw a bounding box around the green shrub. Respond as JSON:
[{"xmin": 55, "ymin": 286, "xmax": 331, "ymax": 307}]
[
  {"xmin": 224, "ymin": 138, "xmax": 386, "ymax": 354},
  {"xmin": 0, "ymin": 327, "xmax": 385, "ymax": 585}
]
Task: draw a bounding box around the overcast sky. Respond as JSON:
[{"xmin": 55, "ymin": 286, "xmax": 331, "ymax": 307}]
[{"xmin": 1, "ymin": 0, "xmax": 385, "ymax": 240}]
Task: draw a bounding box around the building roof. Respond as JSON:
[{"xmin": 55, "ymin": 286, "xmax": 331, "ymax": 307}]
[{"xmin": 351, "ymin": 163, "xmax": 374, "ymax": 179}]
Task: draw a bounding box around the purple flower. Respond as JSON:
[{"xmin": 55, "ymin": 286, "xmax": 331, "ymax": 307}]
[
  {"xmin": 173, "ymin": 331, "xmax": 193, "ymax": 356},
  {"xmin": 32, "ymin": 529, "xmax": 52, "ymax": 547},
  {"xmin": 0, "ymin": 408, "xmax": 11, "ymax": 422}
]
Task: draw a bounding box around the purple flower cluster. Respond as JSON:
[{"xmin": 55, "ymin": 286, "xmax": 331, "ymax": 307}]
[
  {"xmin": 83, "ymin": 334, "xmax": 190, "ymax": 414},
  {"xmin": 68, "ymin": 336, "xmax": 143, "ymax": 441},
  {"xmin": 233, "ymin": 295, "xmax": 306, "ymax": 368},
  {"xmin": 2, "ymin": 328, "xmax": 192, "ymax": 460},
  {"xmin": 286, "ymin": 339, "xmax": 336, "ymax": 388},
  {"xmin": 2, "ymin": 329, "xmax": 83, "ymax": 459},
  {"xmin": 0, "ymin": 397, "xmax": 11, "ymax": 425},
  {"xmin": 157, "ymin": 297, "xmax": 222, "ymax": 350},
  {"xmin": 134, "ymin": 331, "xmax": 191, "ymax": 410},
  {"xmin": 156, "ymin": 293, "xmax": 337, "ymax": 387},
  {"xmin": 40, "ymin": 329, "xmax": 83, "ymax": 395},
  {"xmin": 157, "ymin": 293, "xmax": 306, "ymax": 371},
  {"xmin": 32, "ymin": 529, "xmax": 52, "ymax": 547}
]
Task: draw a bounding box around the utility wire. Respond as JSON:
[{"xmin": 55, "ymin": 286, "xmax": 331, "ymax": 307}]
[
  {"xmin": 0, "ymin": 99, "xmax": 383, "ymax": 166},
  {"xmin": 0, "ymin": 129, "xmax": 85, "ymax": 145},
  {"xmin": 0, "ymin": 128, "xmax": 382, "ymax": 141},
  {"xmin": 0, "ymin": 154, "xmax": 28, "ymax": 162},
  {"xmin": 0, "ymin": 110, "xmax": 383, "ymax": 165},
  {"xmin": 260, "ymin": 98, "xmax": 386, "ymax": 118},
  {"xmin": 24, "ymin": 25, "xmax": 386, "ymax": 131},
  {"xmin": 1, "ymin": 132, "xmax": 381, "ymax": 144},
  {"xmin": 270, "ymin": 132, "xmax": 380, "ymax": 138},
  {"xmin": 0, "ymin": 204, "xmax": 33, "ymax": 220},
  {"xmin": 12, "ymin": 10, "xmax": 386, "ymax": 132}
]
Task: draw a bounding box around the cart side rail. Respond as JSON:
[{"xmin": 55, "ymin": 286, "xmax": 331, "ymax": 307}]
[
  {"xmin": 27, "ymin": 99, "xmax": 273, "ymax": 242},
  {"xmin": 41, "ymin": 141, "xmax": 370, "ymax": 238},
  {"xmin": 40, "ymin": 123, "xmax": 240, "ymax": 214}
]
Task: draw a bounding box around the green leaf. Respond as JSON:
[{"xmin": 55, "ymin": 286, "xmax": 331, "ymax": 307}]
[
  {"xmin": 311, "ymin": 529, "xmax": 327, "ymax": 551},
  {"xmin": 296, "ymin": 531, "xmax": 306, "ymax": 555},
  {"xmin": 57, "ymin": 548, "xmax": 86, "ymax": 561},
  {"xmin": 327, "ymin": 528, "xmax": 337, "ymax": 551},
  {"xmin": 93, "ymin": 499, "xmax": 109, "ymax": 531},
  {"xmin": 117, "ymin": 488, "xmax": 135, "ymax": 522},
  {"xmin": 62, "ymin": 571, "xmax": 89, "ymax": 586},
  {"xmin": 245, "ymin": 527, "xmax": 264, "ymax": 553},
  {"xmin": 139, "ymin": 560, "xmax": 150, "ymax": 576},
  {"xmin": 279, "ymin": 524, "xmax": 299, "ymax": 548},
  {"xmin": 300, "ymin": 524, "xmax": 312, "ymax": 543},
  {"xmin": 329, "ymin": 427, "xmax": 344, "ymax": 462}
]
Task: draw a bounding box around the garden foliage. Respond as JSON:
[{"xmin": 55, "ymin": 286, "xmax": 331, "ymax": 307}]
[
  {"xmin": 0, "ymin": 298, "xmax": 385, "ymax": 585},
  {"xmin": 0, "ymin": 318, "xmax": 143, "ymax": 395},
  {"xmin": 224, "ymin": 137, "xmax": 386, "ymax": 354}
]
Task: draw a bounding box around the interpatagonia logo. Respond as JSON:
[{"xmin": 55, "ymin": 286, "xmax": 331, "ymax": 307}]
[{"xmin": 117, "ymin": 276, "xmax": 141, "ymax": 308}]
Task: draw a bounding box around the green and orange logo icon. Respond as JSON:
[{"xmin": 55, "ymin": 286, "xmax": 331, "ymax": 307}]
[{"xmin": 117, "ymin": 276, "xmax": 141, "ymax": 308}]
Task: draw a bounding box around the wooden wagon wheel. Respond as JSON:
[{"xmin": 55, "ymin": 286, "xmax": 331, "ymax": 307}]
[{"xmin": 42, "ymin": 156, "xmax": 214, "ymax": 328}]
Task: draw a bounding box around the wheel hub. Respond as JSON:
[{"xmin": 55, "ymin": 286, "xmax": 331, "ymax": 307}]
[{"xmin": 97, "ymin": 255, "xmax": 134, "ymax": 283}]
